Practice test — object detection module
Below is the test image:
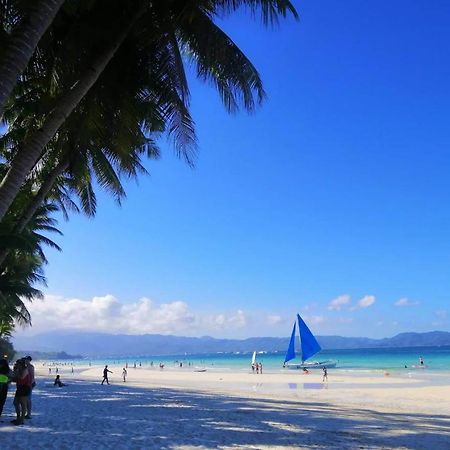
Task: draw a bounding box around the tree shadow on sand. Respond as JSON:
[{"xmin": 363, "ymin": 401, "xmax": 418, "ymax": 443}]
[{"xmin": 2, "ymin": 380, "xmax": 449, "ymax": 449}]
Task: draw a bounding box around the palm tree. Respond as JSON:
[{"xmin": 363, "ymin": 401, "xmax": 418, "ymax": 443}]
[
  {"xmin": 0, "ymin": 0, "xmax": 298, "ymax": 221},
  {"xmin": 0, "ymin": 0, "xmax": 146, "ymax": 220},
  {"xmin": 0, "ymin": 200, "xmax": 62, "ymax": 331},
  {"xmin": 0, "ymin": 0, "xmax": 66, "ymax": 118}
]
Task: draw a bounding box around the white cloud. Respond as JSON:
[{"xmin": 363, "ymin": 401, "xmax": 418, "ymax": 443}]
[
  {"xmin": 209, "ymin": 309, "xmax": 247, "ymax": 329},
  {"xmin": 355, "ymin": 295, "xmax": 376, "ymax": 309},
  {"xmin": 20, "ymin": 294, "xmax": 248, "ymax": 336},
  {"xmin": 266, "ymin": 315, "xmax": 282, "ymax": 325},
  {"xmin": 305, "ymin": 315, "xmax": 325, "ymax": 325},
  {"xmin": 327, "ymin": 295, "xmax": 351, "ymax": 311},
  {"xmin": 394, "ymin": 297, "xmax": 420, "ymax": 307}
]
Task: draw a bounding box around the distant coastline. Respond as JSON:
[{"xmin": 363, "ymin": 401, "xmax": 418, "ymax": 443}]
[{"xmin": 13, "ymin": 330, "xmax": 450, "ymax": 358}]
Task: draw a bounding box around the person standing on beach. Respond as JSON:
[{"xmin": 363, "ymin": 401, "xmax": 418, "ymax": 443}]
[
  {"xmin": 0, "ymin": 359, "xmax": 12, "ymax": 419},
  {"xmin": 122, "ymin": 368, "xmax": 127, "ymax": 382},
  {"xmin": 101, "ymin": 365, "xmax": 113, "ymax": 385},
  {"xmin": 322, "ymin": 367, "xmax": 328, "ymax": 382},
  {"xmin": 25, "ymin": 356, "xmax": 35, "ymax": 419},
  {"xmin": 12, "ymin": 359, "xmax": 32, "ymax": 425}
]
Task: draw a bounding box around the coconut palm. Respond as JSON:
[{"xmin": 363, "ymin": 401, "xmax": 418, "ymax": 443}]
[
  {"xmin": 0, "ymin": 0, "xmax": 298, "ymax": 221},
  {"xmin": 0, "ymin": 199, "xmax": 62, "ymax": 331},
  {"xmin": 0, "ymin": 0, "xmax": 66, "ymax": 118}
]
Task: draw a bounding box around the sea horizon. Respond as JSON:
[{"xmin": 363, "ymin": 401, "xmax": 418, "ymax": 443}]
[{"xmin": 33, "ymin": 345, "xmax": 450, "ymax": 374}]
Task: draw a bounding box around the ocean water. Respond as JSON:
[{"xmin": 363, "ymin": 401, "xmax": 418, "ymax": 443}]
[{"xmin": 63, "ymin": 346, "xmax": 450, "ymax": 373}]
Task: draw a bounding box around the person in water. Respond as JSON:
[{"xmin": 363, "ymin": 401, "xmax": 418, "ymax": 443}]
[
  {"xmin": 419, "ymin": 356, "xmax": 424, "ymax": 366},
  {"xmin": 101, "ymin": 365, "xmax": 113, "ymax": 385}
]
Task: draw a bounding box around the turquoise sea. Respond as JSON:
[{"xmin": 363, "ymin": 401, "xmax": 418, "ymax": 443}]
[{"xmin": 62, "ymin": 346, "xmax": 450, "ymax": 374}]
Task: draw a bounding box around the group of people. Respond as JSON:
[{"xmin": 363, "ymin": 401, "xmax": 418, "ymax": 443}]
[
  {"xmin": 0, "ymin": 356, "xmax": 35, "ymax": 425},
  {"xmin": 251, "ymin": 362, "xmax": 263, "ymax": 374}
]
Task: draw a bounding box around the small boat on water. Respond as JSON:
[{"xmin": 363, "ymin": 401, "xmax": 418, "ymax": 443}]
[{"xmin": 283, "ymin": 314, "xmax": 337, "ymax": 369}]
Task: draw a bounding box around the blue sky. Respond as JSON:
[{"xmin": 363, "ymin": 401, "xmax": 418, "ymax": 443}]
[{"xmin": 18, "ymin": 0, "xmax": 450, "ymax": 339}]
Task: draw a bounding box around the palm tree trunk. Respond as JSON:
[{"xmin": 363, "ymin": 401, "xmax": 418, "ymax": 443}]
[
  {"xmin": 0, "ymin": 7, "xmax": 144, "ymax": 222},
  {"xmin": 0, "ymin": 0, "xmax": 65, "ymax": 118},
  {"xmin": 0, "ymin": 158, "xmax": 69, "ymax": 267}
]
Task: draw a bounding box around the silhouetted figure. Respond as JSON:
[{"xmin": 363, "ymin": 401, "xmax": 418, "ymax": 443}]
[
  {"xmin": 54, "ymin": 375, "xmax": 65, "ymax": 387},
  {"xmin": 322, "ymin": 367, "xmax": 328, "ymax": 382},
  {"xmin": 0, "ymin": 359, "xmax": 12, "ymax": 419},
  {"xmin": 101, "ymin": 365, "xmax": 113, "ymax": 385},
  {"xmin": 122, "ymin": 368, "xmax": 127, "ymax": 382}
]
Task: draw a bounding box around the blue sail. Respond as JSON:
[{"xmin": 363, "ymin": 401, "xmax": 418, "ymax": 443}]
[
  {"xmin": 297, "ymin": 314, "xmax": 321, "ymax": 362},
  {"xmin": 284, "ymin": 320, "xmax": 297, "ymax": 363}
]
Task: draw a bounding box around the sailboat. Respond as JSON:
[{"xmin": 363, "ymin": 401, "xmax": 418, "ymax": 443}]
[{"xmin": 283, "ymin": 314, "xmax": 337, "ymax": 369}]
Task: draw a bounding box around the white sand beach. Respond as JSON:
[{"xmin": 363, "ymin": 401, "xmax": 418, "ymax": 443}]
[{"xmin": 1, "ymin": 364, "xmax": 450, "ymax": 449}]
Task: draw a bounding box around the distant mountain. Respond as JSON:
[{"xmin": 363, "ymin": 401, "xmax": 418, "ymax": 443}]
[
  {"xmin": 12, "ymin": 330, "xmax": 450, "ymax": 358},
  {"xmin": 15, "ymin": 350, "xmax": 83, "ymax": 360}
]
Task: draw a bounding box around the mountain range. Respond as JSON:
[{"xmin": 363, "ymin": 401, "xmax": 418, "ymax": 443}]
[{"xmin": 13, "ymin": 330, "xmax": 450, "ymax": 358}]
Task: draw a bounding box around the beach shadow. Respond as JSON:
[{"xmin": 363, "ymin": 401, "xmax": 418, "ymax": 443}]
[{"xmin": 1, "ymin": 380, "xmax": 449, "ymax": 449}]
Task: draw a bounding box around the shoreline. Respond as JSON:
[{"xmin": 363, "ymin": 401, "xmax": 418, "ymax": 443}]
[
  {"xmin": 38, "ymin": 363, "xmax": 450, "ymax": 415},
  {"xmin": 1, "ymin": 363, "xmax": 449, "ymax": 448}
]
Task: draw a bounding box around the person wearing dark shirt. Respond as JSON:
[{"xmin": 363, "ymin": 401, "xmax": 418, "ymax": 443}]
[
  {"xmin": 54, "ymin": 375, "xmax": 65, "ymax": 387},
  {"xmin": 0, "ymin": 359, "xmax": 12, "ymax": 419},
  {"xmin": 101, "ymin": 365, "xmax": 113, "ymax": 385}
]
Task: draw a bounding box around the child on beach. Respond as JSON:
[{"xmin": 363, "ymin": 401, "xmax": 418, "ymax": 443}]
[{"xmin": 54, "ymin": 375, "xmax": 65, "ymax": 387}]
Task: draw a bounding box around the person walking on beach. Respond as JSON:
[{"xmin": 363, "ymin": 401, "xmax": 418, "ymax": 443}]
[
  {"xmin": 122, "ymin": 367, "xmax": 127, "ymax": 382},
  {"xmin": 101, "ymin": 365, "xmax": 113, "ymax": 385},
  {"xmin": 322, "ymin": 367, "xmax": 328, "ymax": 382},
  {"xmin": 24, "ymin": 356, "xmax": 35, "ymax": 419},
  {"xmin": 259, "ymin": 362, "xmax": 263, "ymax": 374}
]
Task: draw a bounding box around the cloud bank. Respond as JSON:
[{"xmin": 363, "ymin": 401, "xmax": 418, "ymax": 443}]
[{"xmin": 22, "ymin": 294, "xmax": 251, "ymax": 336}]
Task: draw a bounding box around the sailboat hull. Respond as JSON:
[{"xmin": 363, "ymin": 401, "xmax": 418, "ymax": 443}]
[{"xmin": 284, "ymin": 360, "xmax": 337, "ymax": 369}]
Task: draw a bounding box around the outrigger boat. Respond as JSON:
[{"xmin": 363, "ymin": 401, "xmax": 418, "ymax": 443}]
[{"xmin": 283, "ymin": 314, "xmax": 337, "ymax": 369}]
